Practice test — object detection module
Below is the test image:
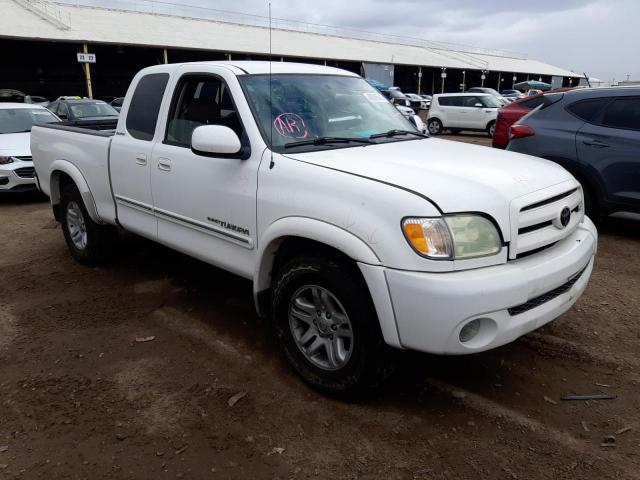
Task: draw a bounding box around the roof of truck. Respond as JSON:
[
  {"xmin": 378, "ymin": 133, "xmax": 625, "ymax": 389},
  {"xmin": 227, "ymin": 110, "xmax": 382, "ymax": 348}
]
[{"xmin": 141, "ymin": 61, "xmax": 360, "ymax": 77}]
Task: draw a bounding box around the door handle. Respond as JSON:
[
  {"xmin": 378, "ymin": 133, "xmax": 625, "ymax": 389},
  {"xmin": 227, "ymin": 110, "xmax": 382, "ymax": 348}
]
[
  {"xmin": 583, "ymin": 139, "xmax": 609, "ymax": 148},
  {"xmin": 135, "ymin": 153, "xmax": 147, "ymax": 165},
  {"xmin": 157, "ymin": 158, "xmax": 172, "ymax": 171}
]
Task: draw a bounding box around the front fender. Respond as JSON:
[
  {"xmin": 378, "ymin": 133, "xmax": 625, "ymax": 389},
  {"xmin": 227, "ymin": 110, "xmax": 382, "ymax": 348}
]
[
  {"xmin": 254, "ymin": 216, "xmax": 381, "ymax": 294},
  {"xmin": 253, "ymin": 217, "xmax": 404, "ymax": 348},
  {"xmin": 49, "ymin": 160, "xmax": 103, "ymax": 224}
]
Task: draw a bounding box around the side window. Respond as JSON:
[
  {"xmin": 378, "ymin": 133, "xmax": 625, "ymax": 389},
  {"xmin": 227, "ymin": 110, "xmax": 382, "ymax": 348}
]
[
  {"xmin": 48, "ymin": 101, "xmax": 58, "ymax": 114},
  {"xmin": 126, "ymin": 73, "xmax": 170, "ymax": 141},
  {"xmin": 57, "ymin": 103, "xmax": 69, "ymax": 119},
  {"xmin": 438, "ymin": 97, "xmax": 453, "ymax": 107},
  {"xmin": 600, "ymin": 98, "xmax": 640, "ymax": 131},
  {"xmin": 463, "ymin": 96, "xmax": 481, "ymax": 107},
  {"xmin": 566, "ymin": 98, "xmax": 609, "ymax": 122},
  {"xmin": 165, "ymin": 75, "xmax": 244, "ymax": 147}
]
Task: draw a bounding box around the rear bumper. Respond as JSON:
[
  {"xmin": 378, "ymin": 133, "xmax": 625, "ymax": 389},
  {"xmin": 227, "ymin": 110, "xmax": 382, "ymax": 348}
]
[{"xmin": 361, "ymin": 217, "xmax": 597, "ymax": 354}]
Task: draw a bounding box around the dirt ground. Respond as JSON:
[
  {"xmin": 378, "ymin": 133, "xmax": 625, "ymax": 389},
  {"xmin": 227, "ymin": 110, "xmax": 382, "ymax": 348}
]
[{"xmin": 1, "ymin": 141, "xmax": 639, "ymax": 479}]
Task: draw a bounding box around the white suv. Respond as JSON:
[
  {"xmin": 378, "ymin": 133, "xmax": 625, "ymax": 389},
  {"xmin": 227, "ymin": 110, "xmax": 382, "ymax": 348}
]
[{"xmin": 427, "ymin": 93, "xmax": 501, "ymax": 137}]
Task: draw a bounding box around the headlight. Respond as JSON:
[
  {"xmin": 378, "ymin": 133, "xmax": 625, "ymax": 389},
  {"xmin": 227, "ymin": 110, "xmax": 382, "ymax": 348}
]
[
  {"xmin": 402, "ymin": 215, "xmax": 502, "ymax": 260},
  {"xmin": 0, "ymin": 156, "xmax": 14, "ymax": 165}
]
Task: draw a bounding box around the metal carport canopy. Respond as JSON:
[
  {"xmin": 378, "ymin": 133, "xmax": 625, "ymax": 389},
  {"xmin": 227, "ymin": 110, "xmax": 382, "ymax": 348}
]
[{"xmin": 1, "ymin": 1, "xmax": 578, "ymax": 78}]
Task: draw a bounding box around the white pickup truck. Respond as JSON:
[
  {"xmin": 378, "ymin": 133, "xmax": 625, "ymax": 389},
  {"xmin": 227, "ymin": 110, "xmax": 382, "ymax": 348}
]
[{"xmin": 32, "ymin": 62, "xmax": 597, "ymax": 394}]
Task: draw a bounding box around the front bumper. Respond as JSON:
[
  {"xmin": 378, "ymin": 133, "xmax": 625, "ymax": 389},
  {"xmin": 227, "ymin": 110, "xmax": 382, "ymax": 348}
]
[
  {"xmin": 0, "ymin": 163, "xmax": 37, "ymax": 192},
  {"xmin": 363, "ymin": 217, "xmax": 597, "ymax": 355}
]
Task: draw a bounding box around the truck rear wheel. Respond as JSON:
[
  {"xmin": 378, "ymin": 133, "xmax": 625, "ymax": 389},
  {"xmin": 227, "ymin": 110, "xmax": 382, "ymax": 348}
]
[
  {"xmin": 272, "ymin": 253, "xmax": 394, "ymax": 396},
  {"xmin": 60, "ymin": 184, "xmax": 116, "ymax": 266}
]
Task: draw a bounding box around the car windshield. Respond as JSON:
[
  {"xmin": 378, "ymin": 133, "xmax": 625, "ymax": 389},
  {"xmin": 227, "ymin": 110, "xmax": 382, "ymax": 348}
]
[
  {"xmin": 0, "ymin": 108, "xmax": 58, "ymax": 134},
  {"xmin": 481, "ymin": 96, "xmax": 503, "ymax": 108},
  {"xmin": 239, "ymin": 74, "xmax": 417, "ymax": 152},
  {"xmin": 69, "ymin": 102, "xmax": 119, "ymax": 118}
]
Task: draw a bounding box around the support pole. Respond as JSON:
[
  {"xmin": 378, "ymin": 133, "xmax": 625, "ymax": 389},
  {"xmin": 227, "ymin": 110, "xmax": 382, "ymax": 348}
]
[
  {"xmin": 497, "ymin": 72, "xmax": 501, "ymax": 90},
  {"xmin": 417, "ymin": 66, "xmax": 422, "ymax": 94},
  {"xmin": 82, "ymin": 43, "xmax": 93, "ymax": 99},
  {"xmin": 163, "ymin": 48, "xmax": 168, "ymax": 64}
]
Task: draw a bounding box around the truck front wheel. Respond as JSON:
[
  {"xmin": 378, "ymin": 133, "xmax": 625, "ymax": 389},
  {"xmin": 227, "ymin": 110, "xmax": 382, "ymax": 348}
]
[
  {"xmin": 272, "ymin": 253, "xmax": 393, "ymax": 396},
  {"xmin": 60, "ymin": 184, "xmax": 116, "ymax": 266}
]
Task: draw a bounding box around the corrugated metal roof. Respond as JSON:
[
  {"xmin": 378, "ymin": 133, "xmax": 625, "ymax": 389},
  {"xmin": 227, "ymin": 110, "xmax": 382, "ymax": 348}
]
[{"xmin": 1, "ymin": 1, "xmax": 579, "ymax": 78}]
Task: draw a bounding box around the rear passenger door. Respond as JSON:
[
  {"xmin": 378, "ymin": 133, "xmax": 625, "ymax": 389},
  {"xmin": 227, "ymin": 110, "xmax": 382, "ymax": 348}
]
[
  {"xmin": 576, "ymin": 96, "xmax": 640, "ymax": 207},
  {"xmin": 110, "ymin": 71, "xmax": 170, "ymax": 239},
  {"xmin": 438, "ymin": 96, "xmax": 462, "ymax": 127}
]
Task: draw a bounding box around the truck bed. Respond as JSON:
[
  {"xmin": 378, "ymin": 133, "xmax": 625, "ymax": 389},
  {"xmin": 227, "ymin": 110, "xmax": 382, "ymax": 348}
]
[{"xmin": 31, "ymin": 123, "xmax": 117, "ymax": 224}]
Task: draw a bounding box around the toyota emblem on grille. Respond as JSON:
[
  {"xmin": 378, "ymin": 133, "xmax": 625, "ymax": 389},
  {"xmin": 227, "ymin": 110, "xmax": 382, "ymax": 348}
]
[{"xmin": 560, "ymin": 207, "xmax": 571, "ymax": 228}]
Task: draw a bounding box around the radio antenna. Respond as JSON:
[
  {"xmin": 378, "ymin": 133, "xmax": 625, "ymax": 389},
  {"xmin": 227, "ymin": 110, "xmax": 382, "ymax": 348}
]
[{"xmin": 268, "ymin": 2, "xmax": 275, "ymax": 169}]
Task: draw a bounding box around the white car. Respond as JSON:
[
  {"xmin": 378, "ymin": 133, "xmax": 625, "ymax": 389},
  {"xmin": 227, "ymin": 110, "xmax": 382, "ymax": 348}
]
[
  {"xmin": 0, "ymin": 103, "xmax": 58, "ymax": 192},
  {"xmin": 395, "ymin": 105, "xmax": 427, "ymax": 133},
  {"xmin": 31, "ymin": 62, "xmax": 597, "ymax": 395},
  {"xmin": 427, "ymin": 93, "xmax": 501, "ymax": 137}
]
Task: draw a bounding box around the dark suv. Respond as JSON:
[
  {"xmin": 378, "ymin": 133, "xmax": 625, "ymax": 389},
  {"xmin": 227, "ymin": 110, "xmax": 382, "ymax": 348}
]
[{"xmin": 507, "ymin": 88, "xmax": 640, "ymax": 219}]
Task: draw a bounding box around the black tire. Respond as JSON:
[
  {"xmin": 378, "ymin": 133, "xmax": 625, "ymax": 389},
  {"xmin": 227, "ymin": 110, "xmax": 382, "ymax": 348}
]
[
  {"xmin": 60, "ymin": 183, "xmax": 116, "ymax": 266},
  {"xmin": 427, "ymin": 118, "xmax": 443, "ymax": 135},
  {"xmin": 272, "ymin": 253, "xmax": 394, "ymax": 396},
  {"xmin": 487, "ymin": 120, "xmax": 496, "ymax": 138}
]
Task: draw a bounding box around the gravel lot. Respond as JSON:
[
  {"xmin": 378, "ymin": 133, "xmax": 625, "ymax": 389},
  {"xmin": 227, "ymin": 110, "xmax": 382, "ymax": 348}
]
[{"xmin": 1, "ymin": 136, "xmax": 639, "ymax": 479}]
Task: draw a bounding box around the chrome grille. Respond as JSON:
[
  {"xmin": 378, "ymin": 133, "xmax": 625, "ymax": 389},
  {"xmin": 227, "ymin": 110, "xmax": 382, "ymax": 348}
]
[
  {"xmin": 509, "ymin": 185, "xmax": 584, "ymax": 260},
  {"xmin": 14, "ymin": 156, "xmax": 32, "ymax": 162}
]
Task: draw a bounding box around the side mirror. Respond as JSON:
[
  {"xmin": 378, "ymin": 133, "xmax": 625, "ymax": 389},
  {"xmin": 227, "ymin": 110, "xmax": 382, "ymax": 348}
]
[
  {"xmin": 57, "ymin": 113, "xmax": 67, "ymax": 120},
  {"xmin": 191, "ymin": 125, "xmax": 241, "ymax": 156},
  {"xmin": 474, "ymin": 103, "xmax": 483, "ymax": 108}
]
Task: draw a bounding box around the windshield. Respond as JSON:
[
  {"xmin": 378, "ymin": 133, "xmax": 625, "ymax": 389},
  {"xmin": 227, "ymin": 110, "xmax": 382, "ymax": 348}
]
[
  {"xmin": 69, "ymin": 102, "xmax": 119, "ymax": 118},
  {"xmin": 0, "ymin": 108, "xmax": 58, "ymax": 134},
  {"xmin": 239, "ymin": 74, "xmax": 417, "ymax": 152},
  {"xmin": 481, "ymin": 96, "xmax": 503, "ymax": 108}
]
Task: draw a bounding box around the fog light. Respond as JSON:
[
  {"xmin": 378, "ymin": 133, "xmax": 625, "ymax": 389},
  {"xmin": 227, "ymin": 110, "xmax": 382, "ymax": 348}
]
[{"xmin": 459, "ymin": 319, "xmax": 481, "ymax": 343}]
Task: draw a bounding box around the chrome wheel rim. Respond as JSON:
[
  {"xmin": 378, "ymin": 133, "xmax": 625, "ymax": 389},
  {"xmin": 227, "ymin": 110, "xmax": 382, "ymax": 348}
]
[
  {"xmin": 66, "ymin": 201, "xmax": 87, "ymax": 250},
  {"xmin": 428, "ymin": 120, "xmax": 440, "ymax": 134},
  {"xmin": 489, "ymin": 124, "xmax": 495, "ymax": 137},
  {"xmin": 288, "ymin": 285, "xmax": 353, "ymax": 371}
]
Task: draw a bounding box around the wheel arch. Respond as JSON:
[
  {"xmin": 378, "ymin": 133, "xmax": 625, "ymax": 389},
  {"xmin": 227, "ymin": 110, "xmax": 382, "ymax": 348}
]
[
  {"xmin": 254, "ymin": 217, "xmax": 402, "ymax": 348},
  {"xmin": 49, "ymin": 160, "xmax": 102, "ymax": 224},
  {"xmin": 254, "ymin": 217, "xmax": 380, "ymax": 292}
]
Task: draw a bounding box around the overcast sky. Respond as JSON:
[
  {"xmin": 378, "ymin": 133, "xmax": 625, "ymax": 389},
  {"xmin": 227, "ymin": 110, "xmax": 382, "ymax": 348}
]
[{"xmin": 71, "ymin": 0, "xmax": 637, "ymax": 82}]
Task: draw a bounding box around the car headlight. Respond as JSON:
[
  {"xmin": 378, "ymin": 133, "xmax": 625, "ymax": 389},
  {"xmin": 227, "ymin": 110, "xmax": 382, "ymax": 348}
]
[
  {"xmin": 402, "ymin": 215, "xmax": 502, "ymax": 259},
  {"xmin": 0, "ymin": 156, "xmax": 15, "ymax": 165}
]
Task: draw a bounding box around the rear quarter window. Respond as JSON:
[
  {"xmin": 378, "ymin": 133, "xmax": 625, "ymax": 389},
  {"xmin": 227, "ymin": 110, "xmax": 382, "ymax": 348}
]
[
  {"xmin": 126, "ymin": 73, "xmax": 170, "ymax": 141},
  {"xmin": 565, "ymin": 97, "xmax": 610, "ymax": 122},
  {"xmin": 438, "ymin": 97, "xmax": 461, "ymax": 107}
]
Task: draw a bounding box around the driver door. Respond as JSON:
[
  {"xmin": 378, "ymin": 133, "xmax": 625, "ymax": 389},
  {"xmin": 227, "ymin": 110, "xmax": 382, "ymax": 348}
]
[{"xmin": 150, "ymin": 67, "xmax": 259, "ymax": 278}]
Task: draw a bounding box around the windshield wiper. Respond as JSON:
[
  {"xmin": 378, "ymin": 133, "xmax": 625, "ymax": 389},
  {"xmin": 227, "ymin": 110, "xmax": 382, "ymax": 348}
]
[
  {"xmin": 369, "ymin": 129, "xmax": 428, "ymax": 139},
  {"xmin": 284, "ymin": 136, "xmax": 373, "ymax": 148}
]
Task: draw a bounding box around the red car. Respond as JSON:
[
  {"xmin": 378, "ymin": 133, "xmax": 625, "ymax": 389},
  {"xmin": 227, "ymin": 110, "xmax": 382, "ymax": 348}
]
[{"xmin": 492, "ymin": 88, "xmax": 574, "ymax": 148}]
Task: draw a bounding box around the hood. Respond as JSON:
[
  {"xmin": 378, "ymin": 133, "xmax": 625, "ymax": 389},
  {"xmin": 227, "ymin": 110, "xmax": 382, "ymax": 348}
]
[
  {"xmin": 284, "ymin": 138, "xmax": 576, "ymax": 239},
  {"xmin": 0, "ymin": 132, "xmax": 31, "ymax": 156}
]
